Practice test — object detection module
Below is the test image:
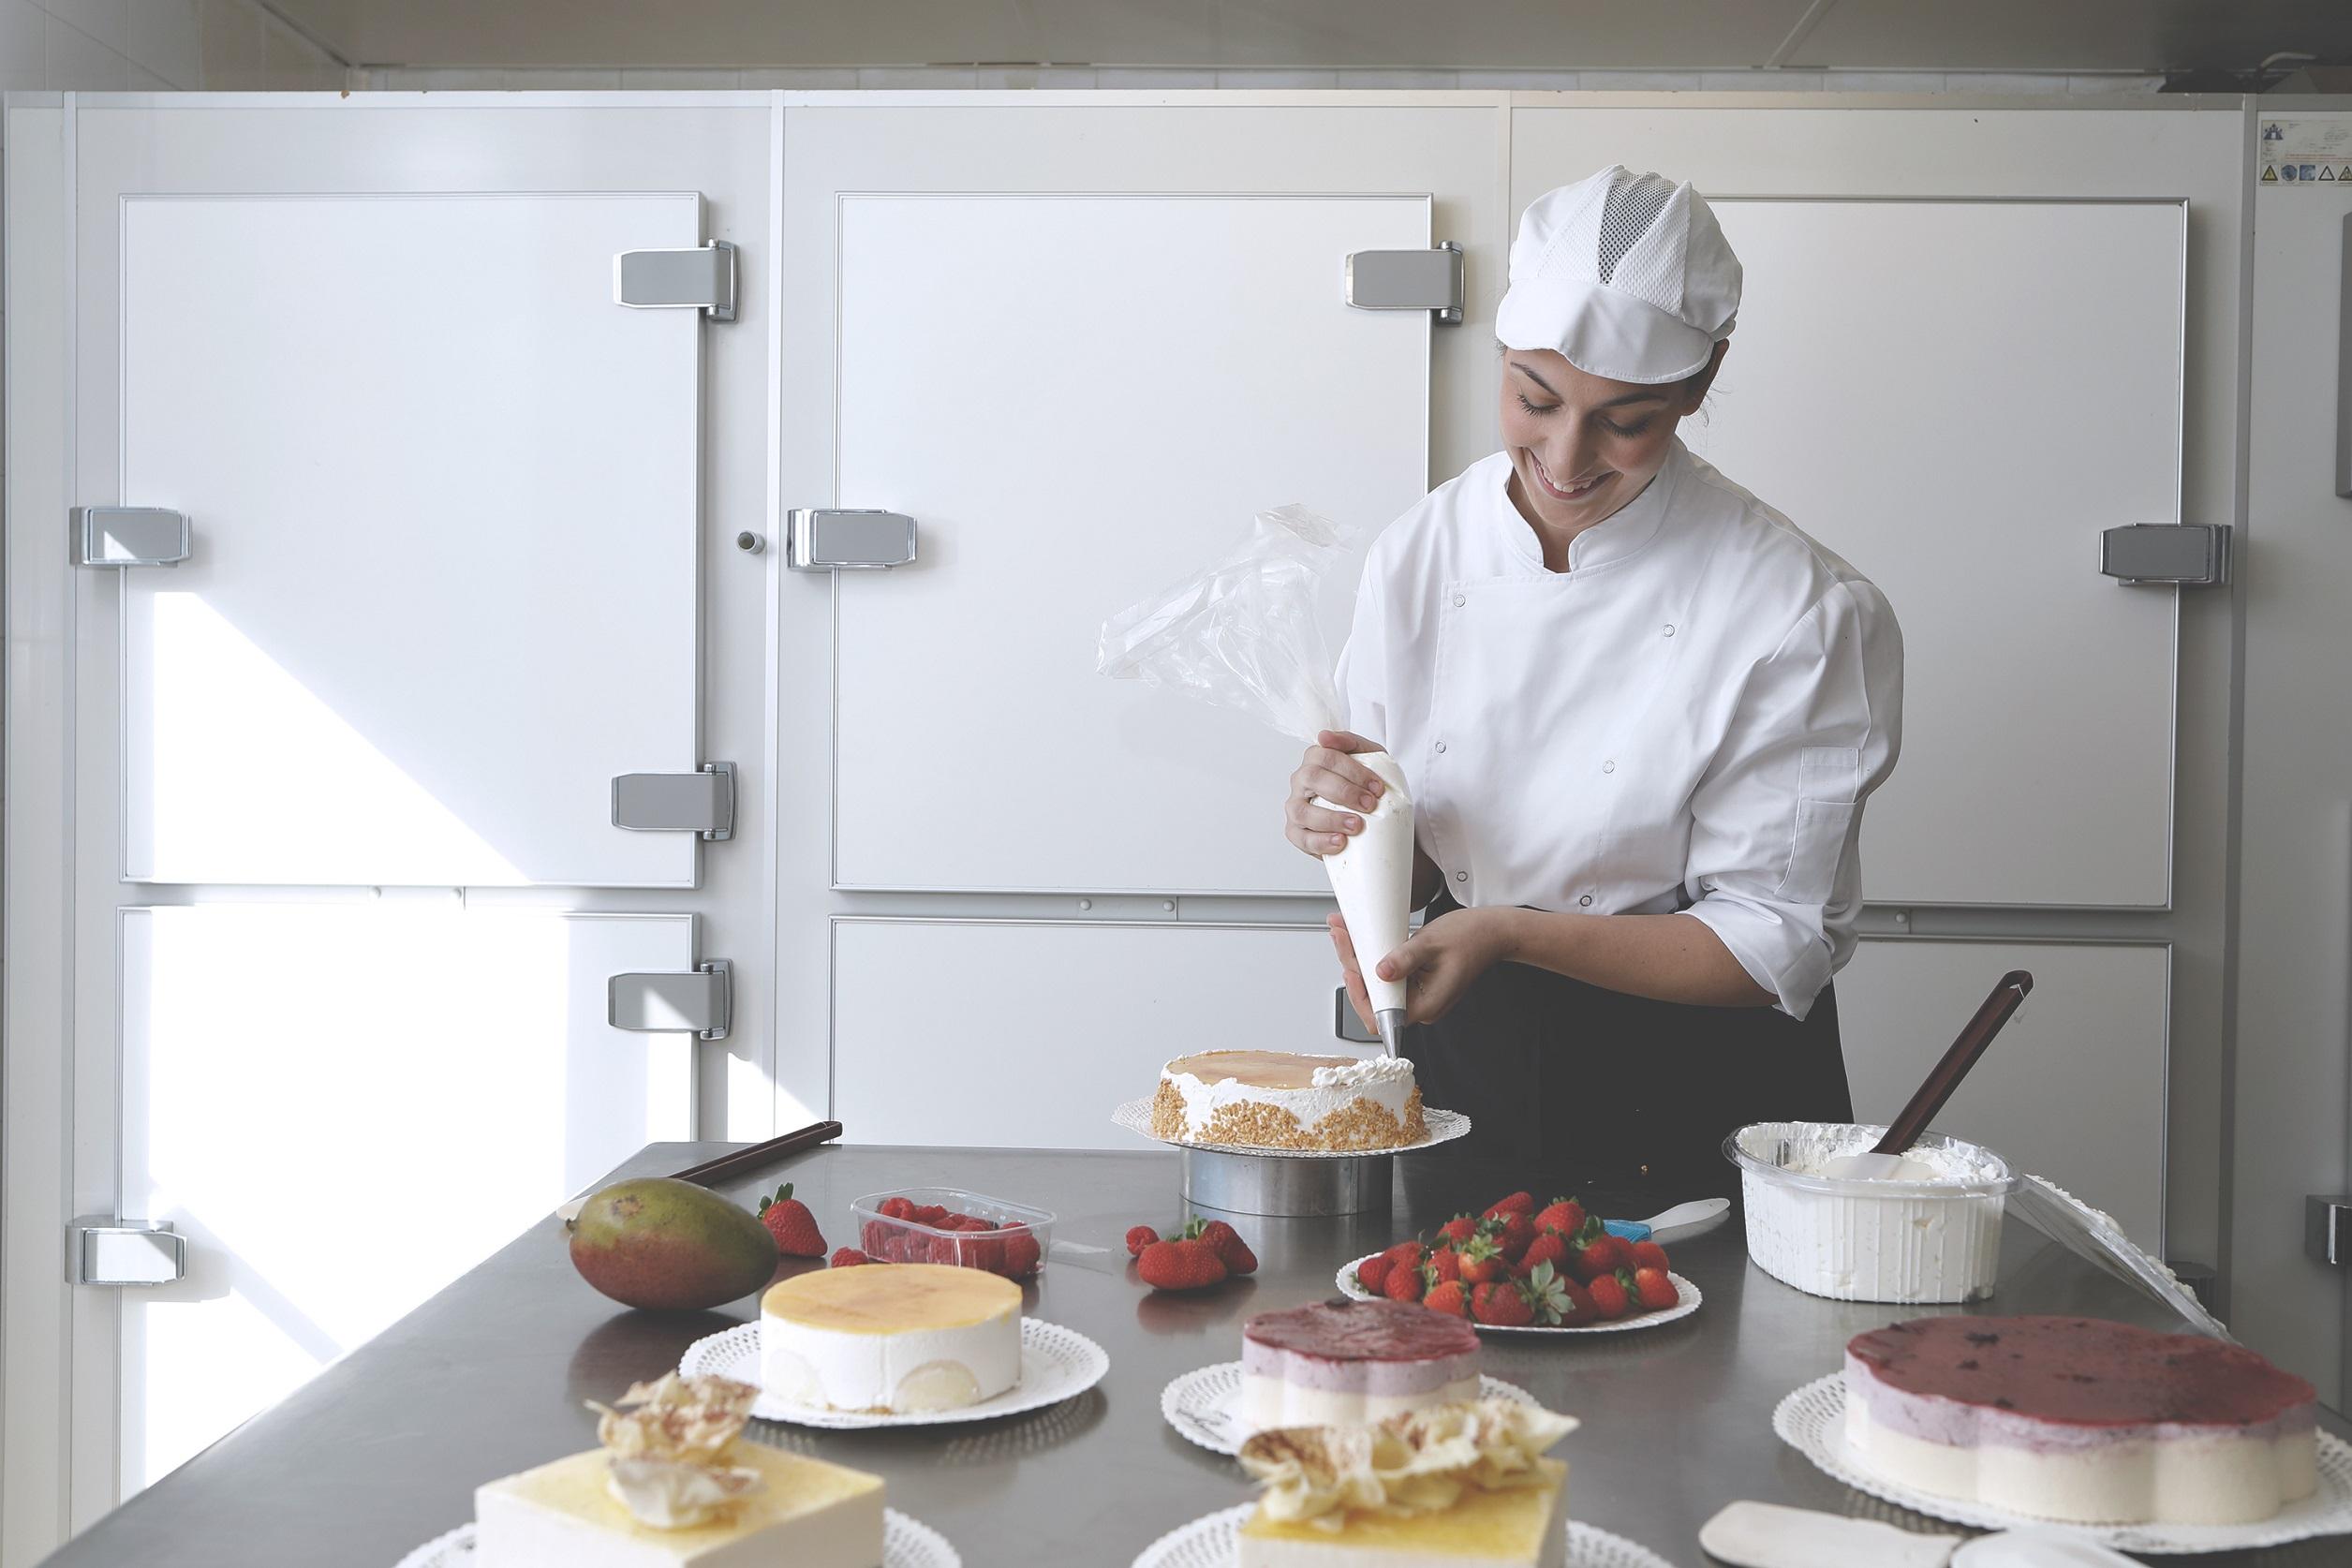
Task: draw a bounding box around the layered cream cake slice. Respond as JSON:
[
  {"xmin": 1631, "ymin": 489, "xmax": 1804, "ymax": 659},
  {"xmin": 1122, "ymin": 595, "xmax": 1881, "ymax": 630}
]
[
  {"xmin": 1151, "ymin": 1050, "xmax": 1427, "ymax": 1152},
  {"xmin": 1240, "ymin": 1298, "xmax": 1482, "ymax": 1432},
  {"xmin": 761, "ymin": 1261, "xmax": 1022, "ymax": 1413},
  {"xmin": 476, "ymin": 1374, "xmax": 883, "ymax": 1567},
  {"xmin": 1235, "ymin": 1398, "xmax": 1576, "ymax": 1568},
  {"xmin": 1844, "ymin": 1315, "xmax": 2320, "ymax": 1525}
]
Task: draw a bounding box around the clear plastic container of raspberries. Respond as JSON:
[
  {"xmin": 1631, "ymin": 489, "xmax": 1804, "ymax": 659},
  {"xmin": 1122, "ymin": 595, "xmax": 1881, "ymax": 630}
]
[{"xmin": 849, "ymin": 1187, "xmax": 1055, "ymax": 1280}]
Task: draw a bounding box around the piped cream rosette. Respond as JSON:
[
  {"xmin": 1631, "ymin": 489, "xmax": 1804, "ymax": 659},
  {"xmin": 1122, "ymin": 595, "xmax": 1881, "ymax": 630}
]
[{"xmin": 1237, "ymin": 1398, "xmax": 1578, "ymax": 1530}]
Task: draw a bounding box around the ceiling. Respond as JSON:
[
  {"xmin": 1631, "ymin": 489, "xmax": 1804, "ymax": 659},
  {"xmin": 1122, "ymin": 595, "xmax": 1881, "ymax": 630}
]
[{"xmin": 263, "ymin": 0, "xmax": 2352, "ymax": 76}]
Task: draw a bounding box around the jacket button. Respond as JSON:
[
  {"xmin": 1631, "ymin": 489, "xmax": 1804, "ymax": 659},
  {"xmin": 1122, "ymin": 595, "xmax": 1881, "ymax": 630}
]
[
  {"xmin": 1664, "ymin": 624, "xmax": 1676, "ymax": 637},
  {"xmin": 1453, "ymin": 594, "xmax": 1466, "ymax": 607},
  {"xmin": 1602, "ymin": 761, "xmax": 1615, "ymax": 774},
  {"xmin": 1456, "ymin": 871, "xmax": 1469, "ymax": 882},
  {"xmin": 1578, "ymin": 895, "xmax": 1592, "ymax": 907},
  {"xmin": 1434, "ymin": 741, "xmax": 1447, "ymax": 753}
]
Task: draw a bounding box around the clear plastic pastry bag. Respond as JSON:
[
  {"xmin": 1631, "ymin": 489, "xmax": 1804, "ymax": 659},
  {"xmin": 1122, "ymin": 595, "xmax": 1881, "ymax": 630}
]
[{"xmin": 1094, "ymin": 504, "xmax": 1350, "ymax": 742}]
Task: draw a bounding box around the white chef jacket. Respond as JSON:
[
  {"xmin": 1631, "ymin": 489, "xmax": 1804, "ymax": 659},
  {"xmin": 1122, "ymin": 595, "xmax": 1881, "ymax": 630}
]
[{"xmin": 1335, "ymin": 438, "xmax": 1901, "ymax": 1020}]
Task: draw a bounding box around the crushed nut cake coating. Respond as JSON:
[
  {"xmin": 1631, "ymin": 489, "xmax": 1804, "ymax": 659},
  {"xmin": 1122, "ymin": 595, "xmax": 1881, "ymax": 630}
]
[{"xmin": 1150, "ymin": 1078, "xmax": 1426, "ymax": 1151}]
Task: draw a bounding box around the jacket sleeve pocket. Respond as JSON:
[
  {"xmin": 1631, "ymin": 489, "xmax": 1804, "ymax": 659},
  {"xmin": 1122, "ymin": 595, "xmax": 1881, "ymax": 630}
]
[{"xmin": 1774, "ymin": 747, "xmax": 1862, "ymax": 905}]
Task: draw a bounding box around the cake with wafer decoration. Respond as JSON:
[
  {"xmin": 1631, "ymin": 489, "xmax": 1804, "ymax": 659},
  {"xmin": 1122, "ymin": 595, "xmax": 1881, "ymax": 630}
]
[{"xmin": 1149, "ymin": 1050, "xmax": 1426, "ymax": 1152}]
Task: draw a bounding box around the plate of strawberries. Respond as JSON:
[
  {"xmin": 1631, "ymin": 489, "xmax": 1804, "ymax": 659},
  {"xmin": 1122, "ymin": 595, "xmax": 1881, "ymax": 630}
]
[{"xmin": 1336, "ymin": 1191, "xmax": 1700, "ymax": 1334}]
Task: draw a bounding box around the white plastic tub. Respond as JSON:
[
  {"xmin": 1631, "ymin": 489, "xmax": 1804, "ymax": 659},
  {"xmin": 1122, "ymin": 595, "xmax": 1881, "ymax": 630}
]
[{"xmin": 1724, "ymin": 1121, "xmax": 2019, "ymax": 1304}]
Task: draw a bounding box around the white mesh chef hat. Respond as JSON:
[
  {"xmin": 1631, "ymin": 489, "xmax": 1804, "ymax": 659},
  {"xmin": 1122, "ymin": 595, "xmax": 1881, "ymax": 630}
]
[{"xmin": 1495, "ymin": 166, "xmax": 1742, "ymax": 385}]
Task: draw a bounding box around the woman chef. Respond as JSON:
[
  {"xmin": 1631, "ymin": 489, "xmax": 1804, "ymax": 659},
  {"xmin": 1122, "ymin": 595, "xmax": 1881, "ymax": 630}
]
[{"xmin": 1287, "ymin": 166, "xmax": 1902, "ymax": 1197}]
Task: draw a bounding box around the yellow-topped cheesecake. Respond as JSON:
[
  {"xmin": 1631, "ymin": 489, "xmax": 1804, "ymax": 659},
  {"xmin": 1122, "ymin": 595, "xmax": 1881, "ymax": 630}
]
[
  {"xmin": 760, "ymin": 1262, "xmax": 1022, "ymax": 1413},
  {"xmin": 1235, "ymin": 1399, "xmax": 1575, "ymax": 1568},
  {"xmin": 476, "ymin": 1374, "xmax": 883, "ymax": 1567}
]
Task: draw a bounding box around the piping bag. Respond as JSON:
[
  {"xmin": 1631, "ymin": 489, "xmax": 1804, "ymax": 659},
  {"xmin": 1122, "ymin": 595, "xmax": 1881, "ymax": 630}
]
[{"xmin": 1097, "ymin": 505, "xmax": 1415, "ymax": 1055}]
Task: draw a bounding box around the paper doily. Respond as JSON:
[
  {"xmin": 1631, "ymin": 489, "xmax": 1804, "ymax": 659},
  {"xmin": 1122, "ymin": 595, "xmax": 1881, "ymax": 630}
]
[
  {"xmin": 1159, "ymin": 1361, "xmax": 1539, "ymax": 1456},
  {"xmin": 393, "ymin": 1508, "xmax": 958, "ymax": 1568},
  {"xmin": 1336, "ymin": 1254, "xmax": 1702, "ymax": 1335},
  {"xmin": 1131, "ymin": 1504, "xmax": 1675, "ymax": 1568},
  {"xmin": 1112, "ymin": 1098, "xmax": 1472, "ymax": 1159},
  {"xmin": 681, "ymin": 1319, "xmax": 1109, "ymax": 1429},
  {"xmin": 1774, "ymin": 1371, "xmax": 2352, "ymax": 1554}
]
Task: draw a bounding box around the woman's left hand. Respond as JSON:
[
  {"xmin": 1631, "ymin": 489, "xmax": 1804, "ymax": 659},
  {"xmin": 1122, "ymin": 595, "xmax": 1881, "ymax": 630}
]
[{"xmin": 1331, "ymin": 905, "xmax": 1518, "ymax": 1027}]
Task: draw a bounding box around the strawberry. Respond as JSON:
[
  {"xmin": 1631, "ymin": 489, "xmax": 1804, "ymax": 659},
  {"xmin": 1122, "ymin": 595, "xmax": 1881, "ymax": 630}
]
[
  {"xmin": 1629, "ymin": 1239, "xmax": 1670, "ymax": 1273},
  {"xmin": 1471, "ymin": 1280, "xmax": 1536, "ymax": 1327},
  {"xmin": 1383, "ymin": 1241, "xmax": 1428, "ymax": 1276},
  {"xmin": 1517, "ymin": 1260, "xmax": 1574, "ymax": 1326},
  {"xmin": 1456, "ymin": 1235, "xmax": 1507, "ymax": 1286},
  {"xmin": 829, "ymin": 1247, "xmax": 875, "ymax": 1268},
  {"xmin": 1195, "ymin": 1220, "xmax": 1258, "ymax": 1276},
  {"xmin": 1383, "ymin": 1260, "xmax": 1427, "ymax": 1303},
  {"xmin": 1482, "ymin": 1191, "xmax": 1535, "ymax": 1220},
  {"xmin": 1586, "ymin": 1272, "xmax": 1631, "ymax": 1320},
  {"xmin": 1125, "ymin": 1225, "xmax": 1161, "ymax": 1258},
  {"xmin": 1483, "ymin": 1210, "xmax": 1534, "ymax": 1260},
  {"xmin": 1633, "ymin": 1265, "xmax": 1679, "ymax": 1312},
  {"xmin": 756, "ymin": 1183, "xmax": 827, "ymax": 1258},
  {"xmin": 879, "ymin": 1196, "xmax": 915, "ymax": 1221},
  {"xmin": 1425, "ymin": 1246, "xmax": 1463, "ymax": 1286},
  {"xmin": 1435, "ymin": 1214, "xmax": 1481, "ymax": 1247},
  {"xmin": 1532, "ymin": 1196, "xmax": 1586, "ymax": 1235},
  {"xmin": 1515, "ymin": 1230, "xmax": 1570, "ymax": 1280},
  {"xmin": 996, "ymin": 1224, "xmax": 1042, "ymax": 1280},
  {"xmin": 1354, "ymin": 1255, "xmax": 1392, "ymax": 1294},
  {"xmin": 1423, "ymin": 1280, "xmax": 1469, "ymax": 1317},
  {"xmin": 1137, "ymin": 1236, "xmax": 1226, "ymax": 1292},
  {"xmin": 1573, "ymin": 1234, "xmax": 1631, "ymax": 1282},
  {"xmin": 1558, "ymin": 1275, "xmax": 1598, "ymax": 1326}
]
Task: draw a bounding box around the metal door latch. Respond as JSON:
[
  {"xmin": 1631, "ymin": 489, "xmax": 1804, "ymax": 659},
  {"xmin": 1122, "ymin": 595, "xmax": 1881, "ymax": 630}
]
[
  {"xmin": 609, "ymin": 960, "xmax": 731, "ymax": 1042},
  {"xmin": 786, "ymin": 509, "xmax": 917, "ymax": 571},
  {"xmin": 71, "ymin": 1219, "xmax": 186, "ymax": 1285},
  {"xmin": 2307, "ymin": 1194, "xmax": 2352, "ymax": 1265},
  {"xmin": 612, "ymin": 762, "xmax": 734, "ymax": 840},
  {"xmin": 1345, "ymin": 243, "xmax": 1464, "ymax": 325},
  {"xmin": 72, "ymin": 507, "xmax": 189, "ymax": 568},
  {"xmin": 614, "ymin": 241, "xmax": 736, "ymax": 321},
  {"xmin": 2099, "ymin": 524, "xmax": 2231, "ymax": 586}
]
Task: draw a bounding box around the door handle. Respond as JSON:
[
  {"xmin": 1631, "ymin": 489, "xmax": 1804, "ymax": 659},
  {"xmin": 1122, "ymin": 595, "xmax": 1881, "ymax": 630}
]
[{"xmin": 2307, "ymin": 1195, "xmax": 2352, "ymax": 1265}]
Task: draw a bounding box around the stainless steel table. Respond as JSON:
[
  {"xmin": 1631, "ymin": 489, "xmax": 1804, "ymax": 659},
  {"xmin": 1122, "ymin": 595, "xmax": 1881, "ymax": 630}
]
[{"xmin": 41, "ymin": 1143, "xmax": 2351, "ymax": 1567}]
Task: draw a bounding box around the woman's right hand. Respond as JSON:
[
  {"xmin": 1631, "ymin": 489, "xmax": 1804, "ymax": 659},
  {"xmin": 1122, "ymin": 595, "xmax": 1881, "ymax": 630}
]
[{"xmin": 1284, "ymin": 729, "xmax": 1386, "ymax": 858}]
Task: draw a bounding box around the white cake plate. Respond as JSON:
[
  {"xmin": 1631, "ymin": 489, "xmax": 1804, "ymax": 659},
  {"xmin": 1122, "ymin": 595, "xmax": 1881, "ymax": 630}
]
[
  {"xmin": 1112, "ymin": 1097, "xmax": 1472, "ymax": 1159},
  {"xmin": 1131, "ymin": 1504, "xmax": 1674, "ymax": 1568},
  {"xmin": 680, "ymin": 1319, "xmax": 1109, "ymax": 1429},
  {"xmin": 1335, "ymin": 1253, "xmax": 1702, "ymax": 1336},
  {"xmin": 1160, "ymin": 1361, "xmax": 1538, "ymax": 1456},
  {"xmin": 392, "ymin": 1508, "xmax": 958, "ymax": 1568},
  {"xmin": 1774, "ymin": 1371, "xmax": 2352, "ymax": 1554}
]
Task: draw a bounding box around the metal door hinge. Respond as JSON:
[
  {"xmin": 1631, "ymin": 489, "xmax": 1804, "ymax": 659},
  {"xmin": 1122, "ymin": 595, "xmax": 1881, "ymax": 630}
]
[
  {"xmin": 612, "ymin": 762, "xmax": 734, "ymax": 841},
  {"xmin": 609, "ymin": 960, "xmax": 731, "ymax": 1042},
  {"xmin": 787, "ymin": 509, "xmax": 917, "ymax": 571},
  {"xmin": 2307, "ymin": 1194, "xmax": 2352, "ymax": 1265},
  {"xmin": 2100, "ymin": 524, "xmax": 2231, "ymax": 586},
  {"xmin": 73, "ymin": 507, "xmax": 189, "ymax": 568},
  {"xmin": 614, "ymin": 241, "xmax": 736, "ymax": 321},
  {"xmin": 1346, "ymin": 243, "xmax": 1463, "ymax": 325},
  {"xmin": 71, "ymin": 1219, "xmax": 186, "ymax": 1285}
]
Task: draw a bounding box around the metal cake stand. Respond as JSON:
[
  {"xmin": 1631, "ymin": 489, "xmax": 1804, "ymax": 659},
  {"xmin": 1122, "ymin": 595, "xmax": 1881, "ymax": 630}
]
[{"xmin": 1112, "ymin": 1100, "xmax": 1471, "ymax": 1218}]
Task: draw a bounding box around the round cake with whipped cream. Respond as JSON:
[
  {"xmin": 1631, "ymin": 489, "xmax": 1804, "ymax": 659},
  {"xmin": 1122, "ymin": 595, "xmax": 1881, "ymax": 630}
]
[
  {"xmin": 1149, "ymin": 1049, "xmax": 1426, "ymax": 1151},
  {"xmin": 1843, "ymin": 1315, "xmax": 2319, "ymax": 1525},
  {"xmin": 760, "ymin": 1262, "xmax": 1021, "ymax": 1414}
]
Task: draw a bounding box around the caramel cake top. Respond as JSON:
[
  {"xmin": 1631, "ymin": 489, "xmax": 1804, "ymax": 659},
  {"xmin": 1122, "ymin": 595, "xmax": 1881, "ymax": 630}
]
[{"xmin": 1162, "ymin": 1050, "xmax": 1364, "ymax": 1089}]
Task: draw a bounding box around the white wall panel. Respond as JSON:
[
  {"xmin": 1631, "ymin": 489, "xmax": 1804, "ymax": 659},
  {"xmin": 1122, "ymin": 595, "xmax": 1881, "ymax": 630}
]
[
  {"xmin": 833, "ymin": 918, "xmax": 1347, "ymax": 1146},
  {"xmin": 1835, "ymin": 938, "xmax": 2169, "ymax": 1250}
]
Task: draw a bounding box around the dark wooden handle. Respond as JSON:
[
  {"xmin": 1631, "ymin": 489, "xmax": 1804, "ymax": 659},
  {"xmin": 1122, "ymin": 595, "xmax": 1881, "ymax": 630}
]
[
  {"xmin": 1872, "ymin": 971, "xmax": 2033, "ymax": 1157},
  {"xmin": 666, "ymin": 1120, "xmax": 845, "ymax": 1189}
]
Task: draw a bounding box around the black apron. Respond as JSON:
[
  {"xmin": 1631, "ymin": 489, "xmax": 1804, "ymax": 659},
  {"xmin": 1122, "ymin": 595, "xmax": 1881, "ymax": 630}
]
[{"xmin": 1405, "ymin": 895, "xmax": 1851, "ymax": 1203}]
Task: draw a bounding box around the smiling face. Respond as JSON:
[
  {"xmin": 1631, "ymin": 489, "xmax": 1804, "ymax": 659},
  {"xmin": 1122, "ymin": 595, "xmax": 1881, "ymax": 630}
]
[{"xmin": 1499, "ymin": 343, "xmax": 1726, "ymax": 561}]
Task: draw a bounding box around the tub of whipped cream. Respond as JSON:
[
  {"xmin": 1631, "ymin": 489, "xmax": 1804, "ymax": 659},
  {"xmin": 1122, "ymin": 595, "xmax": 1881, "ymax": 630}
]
[{"xmin": 1724, "ymin": 1121, "xmax": 2019, "ymax": 1304}]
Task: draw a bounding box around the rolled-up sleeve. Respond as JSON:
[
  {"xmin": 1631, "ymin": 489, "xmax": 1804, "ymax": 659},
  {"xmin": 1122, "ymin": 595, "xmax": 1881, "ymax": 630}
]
[{"xmin": 1679, "ymin": 580, "xmax": 1903, "ymax": 1019}]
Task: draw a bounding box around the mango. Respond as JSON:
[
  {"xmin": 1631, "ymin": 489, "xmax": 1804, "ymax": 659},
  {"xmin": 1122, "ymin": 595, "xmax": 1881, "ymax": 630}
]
[{"xmin": 570, "ymin": 1177, "xmax": 778, "ymax": 1312}]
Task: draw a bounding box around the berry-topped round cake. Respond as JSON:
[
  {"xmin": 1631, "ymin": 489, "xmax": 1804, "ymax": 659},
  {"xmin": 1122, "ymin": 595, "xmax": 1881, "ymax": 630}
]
[
  {"xmin": 1240, "ymin": 1297, "xmax": 1482, "ymax": 1432},
  {"xmin": 1843, "ymin": 1315, "xmax": 2319, "ymax": 1525},
  {"xmin": 1150, "ymin": 1050, "xmax": 1426, "ymax": 1152}
]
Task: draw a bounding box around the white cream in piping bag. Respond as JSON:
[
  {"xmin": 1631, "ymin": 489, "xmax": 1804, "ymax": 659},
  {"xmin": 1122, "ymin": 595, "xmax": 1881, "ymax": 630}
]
[{"xmin": 1314, "ymin": 750, "xmax": 1415, "ymax": 1051}]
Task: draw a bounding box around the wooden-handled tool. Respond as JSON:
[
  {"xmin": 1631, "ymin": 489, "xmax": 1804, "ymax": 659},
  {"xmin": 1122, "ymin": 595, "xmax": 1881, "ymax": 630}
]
[{"xmin": 1826, "ymin": 971, "xmax": 2033, "ymax": 1180}]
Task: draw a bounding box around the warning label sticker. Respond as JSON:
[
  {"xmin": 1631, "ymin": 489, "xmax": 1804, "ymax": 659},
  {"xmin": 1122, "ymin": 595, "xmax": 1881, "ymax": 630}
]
[{"xmin": 2258, "ymin": 118, "xmax": 2352, "ymax": 188}]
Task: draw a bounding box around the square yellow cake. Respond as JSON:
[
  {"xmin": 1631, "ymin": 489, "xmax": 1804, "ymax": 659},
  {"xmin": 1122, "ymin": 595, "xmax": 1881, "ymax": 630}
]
[
  {"xmin": 1236, "ymin": 1456, "xmax": 1567, "ymax": 1568},
  {"xmin": 475, "ymin": 1442, "xmax": 882, "ymax": 1567}
]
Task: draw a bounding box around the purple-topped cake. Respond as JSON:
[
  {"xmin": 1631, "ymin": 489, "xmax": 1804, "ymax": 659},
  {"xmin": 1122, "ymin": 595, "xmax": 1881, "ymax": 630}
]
[
  {"xmin": 1239, "ymin": 1298, "xmax": 1482, "ymax": 1432},
  {"xmin": 1843, "ymin": 1315, "xmax": 2319, "ymax": 1525}
]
